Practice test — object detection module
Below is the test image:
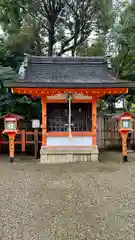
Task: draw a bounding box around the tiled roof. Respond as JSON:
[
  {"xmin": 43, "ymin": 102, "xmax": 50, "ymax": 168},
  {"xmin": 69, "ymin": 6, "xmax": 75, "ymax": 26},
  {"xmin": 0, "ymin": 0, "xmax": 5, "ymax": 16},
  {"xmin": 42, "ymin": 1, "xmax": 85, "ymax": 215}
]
[{"xmin": 4, "ymin": 56, "xmax": 135, "ymax": 88}]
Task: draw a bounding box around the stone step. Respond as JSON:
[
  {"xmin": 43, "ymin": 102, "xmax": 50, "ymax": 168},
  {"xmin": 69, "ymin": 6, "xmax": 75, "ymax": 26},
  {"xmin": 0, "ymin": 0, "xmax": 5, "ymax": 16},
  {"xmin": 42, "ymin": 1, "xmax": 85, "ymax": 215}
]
[{"xmin": 40, "ymin": 146, "xmax": 99, "ymax": 163}]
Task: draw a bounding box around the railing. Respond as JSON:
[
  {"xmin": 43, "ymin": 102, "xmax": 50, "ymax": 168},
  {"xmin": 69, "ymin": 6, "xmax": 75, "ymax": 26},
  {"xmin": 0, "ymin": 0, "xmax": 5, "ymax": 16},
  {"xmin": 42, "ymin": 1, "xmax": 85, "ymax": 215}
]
[
  {"xmin": 0, "ymin": 130, "xmax": 42, "ymax": 158},
  {"xmin": 1, "ymin": 115, "xmax": 135, "ymax": 154},
  {"xmin": 47, "ymin": 120, "xmax": 91, "ymax": 132},
  {"xmin": 97, "ymin": 115, "xmax": 135, "ymax": 149}
]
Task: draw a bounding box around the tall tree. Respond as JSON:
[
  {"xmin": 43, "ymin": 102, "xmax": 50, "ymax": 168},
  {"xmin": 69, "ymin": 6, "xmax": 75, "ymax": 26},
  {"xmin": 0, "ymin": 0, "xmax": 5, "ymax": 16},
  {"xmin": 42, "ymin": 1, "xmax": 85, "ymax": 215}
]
[
  {"xmin": 0, "ymin": 0, "xmax": 115, "ymax": 116},
  {"xmin": 0, "ymin": 0, "xmax": 113, "ymax": 56},
  {"xmin": 104, "ymin": 1, "xmax": 135, "ymax": 113},
  {"xmin": 109, "ymin": 1, "xmax": 135, "ymax": 77}
]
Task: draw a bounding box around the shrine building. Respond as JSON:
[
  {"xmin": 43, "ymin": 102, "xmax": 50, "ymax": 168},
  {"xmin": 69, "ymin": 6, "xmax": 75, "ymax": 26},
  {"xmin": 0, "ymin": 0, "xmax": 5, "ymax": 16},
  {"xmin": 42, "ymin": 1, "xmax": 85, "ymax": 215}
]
[{"xmin": 5, "ymin": 56, "xmax": 134, "ymax": 163}]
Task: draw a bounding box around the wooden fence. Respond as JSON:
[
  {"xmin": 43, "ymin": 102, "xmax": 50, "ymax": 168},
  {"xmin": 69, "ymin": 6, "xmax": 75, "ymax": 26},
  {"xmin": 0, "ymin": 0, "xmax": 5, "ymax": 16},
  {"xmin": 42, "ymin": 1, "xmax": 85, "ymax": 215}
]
[
  {"xmin": 97, "ymin": 114, "xmax": 135, "ymax": 149},
  {"xmin": 0, "ymin": 114, "xmax": 135, "ymax": 155},
  {"xmin": 0, "ymin": 129, "xmax": 42, "ymax": 158}
]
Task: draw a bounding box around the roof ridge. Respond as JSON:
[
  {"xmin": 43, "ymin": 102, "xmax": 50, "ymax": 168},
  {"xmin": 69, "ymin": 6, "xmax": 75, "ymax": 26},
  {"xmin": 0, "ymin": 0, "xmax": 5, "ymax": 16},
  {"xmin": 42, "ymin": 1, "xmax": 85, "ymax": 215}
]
[
  {"xmin": 27, "ymin": 55, "xmax": 105, "ymax": 59},
  {"xmin": 27, "ymin": 55, "xmax": 107, "ymax": 64}
]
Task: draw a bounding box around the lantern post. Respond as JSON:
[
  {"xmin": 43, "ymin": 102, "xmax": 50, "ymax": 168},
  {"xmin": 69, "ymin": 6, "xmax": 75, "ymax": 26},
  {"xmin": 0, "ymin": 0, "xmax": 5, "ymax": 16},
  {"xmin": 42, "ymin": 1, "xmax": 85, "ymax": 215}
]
[
  {"xmin": 1, "ymin": 114, "xmax": 23, "ymax": 162},
  {"xmin": 32, "ymin": 119, "xmax": 40, "ymax": 158},
  {"xmin": 119, "ymin": 112, "xmax": 133, "ymax": 162}
]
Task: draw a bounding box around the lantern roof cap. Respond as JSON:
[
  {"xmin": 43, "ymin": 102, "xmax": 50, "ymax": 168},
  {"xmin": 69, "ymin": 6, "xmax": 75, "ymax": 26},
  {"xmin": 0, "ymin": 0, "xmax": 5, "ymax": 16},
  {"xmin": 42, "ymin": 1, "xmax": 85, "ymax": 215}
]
[
  {"xmin": 112, "ymin": 112, "xmax": 135, "ymax": 120},
  {"xmin": 0, "ymin": 114, "xmax": 24, "ymax": 120}
]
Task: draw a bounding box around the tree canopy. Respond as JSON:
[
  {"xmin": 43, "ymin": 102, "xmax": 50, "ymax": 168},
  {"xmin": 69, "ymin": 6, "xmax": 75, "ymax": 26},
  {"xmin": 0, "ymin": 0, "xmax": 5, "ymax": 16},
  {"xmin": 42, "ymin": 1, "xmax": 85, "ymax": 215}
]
[
  {"xmin": 0, "ymin": 0, "xmax": 135, "ymax": 116},
  {"xmin": 111, "ymin": 1, "xmax": 135, "ymax": 112},
  {"xmin": 0, "ymin": 0, "xmax": 113, "ymax": 56}
]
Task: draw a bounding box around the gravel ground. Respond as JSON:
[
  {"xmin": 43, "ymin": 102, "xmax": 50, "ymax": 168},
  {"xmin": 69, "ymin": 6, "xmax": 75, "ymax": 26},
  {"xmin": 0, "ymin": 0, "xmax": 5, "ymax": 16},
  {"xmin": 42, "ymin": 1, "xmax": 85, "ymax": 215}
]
[{"xmin": 0, "ymin": 151, "xmax": 135, "ymax": 240}]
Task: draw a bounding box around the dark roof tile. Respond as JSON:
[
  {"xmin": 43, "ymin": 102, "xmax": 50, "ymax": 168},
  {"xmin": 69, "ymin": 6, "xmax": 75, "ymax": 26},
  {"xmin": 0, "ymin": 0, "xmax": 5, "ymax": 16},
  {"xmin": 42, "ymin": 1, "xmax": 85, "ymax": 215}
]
[
  {"xmin": 21, "ymin": 56, "xmax": 116, "ymax": 83},
  {"xmin": 5, "ymin": 56, "xmax": 133, "ymax": 88}
]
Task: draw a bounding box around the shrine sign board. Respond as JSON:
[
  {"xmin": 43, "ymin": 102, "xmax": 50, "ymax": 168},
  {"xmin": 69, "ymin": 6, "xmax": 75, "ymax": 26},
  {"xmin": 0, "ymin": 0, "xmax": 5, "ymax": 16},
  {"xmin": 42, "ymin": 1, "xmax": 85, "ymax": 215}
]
[
  {"xmin": 32, "ymin": 119, "xmax": 40, "ymax": 129},
  {"xmin": 119, "ymin": 114, "xmax": 133, "ymax": 132},
  {"xmin": 121, "ymin": 117, "xmax": 131, "ymax": 130},
  {"xmin": 5, "ymin": 118, "xmax": 17, "ymax": 131}
]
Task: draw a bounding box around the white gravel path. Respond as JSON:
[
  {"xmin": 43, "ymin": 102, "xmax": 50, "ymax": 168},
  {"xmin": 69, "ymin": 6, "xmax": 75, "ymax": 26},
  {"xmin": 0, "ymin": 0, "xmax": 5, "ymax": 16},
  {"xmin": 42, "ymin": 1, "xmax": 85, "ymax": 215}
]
[{"xmin": 0, "ymin": 152, "xmax": 135, "ymax": 239}]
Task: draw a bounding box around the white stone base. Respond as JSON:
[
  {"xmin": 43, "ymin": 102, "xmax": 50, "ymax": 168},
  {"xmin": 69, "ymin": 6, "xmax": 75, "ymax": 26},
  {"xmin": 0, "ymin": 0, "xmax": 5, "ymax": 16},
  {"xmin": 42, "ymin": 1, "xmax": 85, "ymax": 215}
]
[{"xmin": 40, "ymin": 146, "xmax": 99, "ymax": 164}]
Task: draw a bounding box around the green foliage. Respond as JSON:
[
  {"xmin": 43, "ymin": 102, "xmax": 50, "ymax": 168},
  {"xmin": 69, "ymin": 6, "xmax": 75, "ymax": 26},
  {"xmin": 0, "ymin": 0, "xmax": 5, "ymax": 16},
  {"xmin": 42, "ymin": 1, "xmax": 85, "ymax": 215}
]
[
  {"xmin": 112, "ymin": 2, "xmax": 135, "ymax": 112},
  {"xmin": 95, "ymin": 0, "xmax": 114, "ymax": 34},
  {"xmin": 95, "ymin": 1, "xmax": 135, "ymax": 113},
  {"xmin": 76, "ymin": 40, "xmax": 105, "ymax": 57},
  {"xmin": 0, "ymin": 64, "xmax": 41, "ymax": 119},
  {"xmin": 0, "ymin": 0, "xmax": 113, "ymax": 56},
  {"xmin": 1, "ymin": 0, "xmax": 135, "ymax": 116},
  {"xmin": 0, "ymin": 65, "xmax": 16, "ymax": 88},
  {"xmin": 111, "ymin": 2, "xmax": 135, "ymax": 77},
  {"xmin": 0, "ymin": 0, "xmax": 115, "ymax": 118}
]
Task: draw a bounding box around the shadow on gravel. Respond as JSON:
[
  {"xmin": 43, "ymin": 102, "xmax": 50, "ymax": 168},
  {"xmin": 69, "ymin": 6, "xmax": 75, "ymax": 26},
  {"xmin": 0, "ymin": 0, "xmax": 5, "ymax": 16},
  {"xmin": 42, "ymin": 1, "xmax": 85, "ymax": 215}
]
[{"xmin": 0, "ymin": 152, "xmax": 122, "ymax": 174}]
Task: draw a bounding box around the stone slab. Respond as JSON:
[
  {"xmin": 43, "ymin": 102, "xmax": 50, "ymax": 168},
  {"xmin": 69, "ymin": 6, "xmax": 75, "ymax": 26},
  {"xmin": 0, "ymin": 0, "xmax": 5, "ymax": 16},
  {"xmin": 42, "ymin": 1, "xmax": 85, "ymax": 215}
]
[{"xmin": 40, "ymin": 146, "xmax": 99, "ymax": 163}]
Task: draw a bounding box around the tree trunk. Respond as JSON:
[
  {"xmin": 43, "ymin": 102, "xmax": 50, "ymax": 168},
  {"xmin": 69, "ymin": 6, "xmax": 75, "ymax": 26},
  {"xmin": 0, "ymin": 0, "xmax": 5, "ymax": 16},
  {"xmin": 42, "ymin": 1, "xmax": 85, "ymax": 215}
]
[
  {"xmin": 48, "ymin": 24, "xmax": 55, "ymax": 56},
  {"xmin": 71, "ymin": 18, "xmax": 79, "ymax": 57},
  {"xmin": 72, "ymin": 48, "xmax": 75, "ymax": 57},
  {"xmin": 36, "ymin": 36, "xmax": 42, "ymax": 55}
]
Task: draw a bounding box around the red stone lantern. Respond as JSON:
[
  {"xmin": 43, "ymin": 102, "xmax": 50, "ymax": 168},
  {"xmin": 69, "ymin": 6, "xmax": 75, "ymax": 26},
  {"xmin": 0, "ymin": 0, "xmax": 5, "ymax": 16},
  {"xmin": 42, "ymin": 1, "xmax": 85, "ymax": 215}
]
[
  {"xmin": 0, "ymin": 114, "xmax": 23, "ymax": 162},
  {"xmin": 115, "ymin": 112, "xmax": 134, "ymax": 162}
]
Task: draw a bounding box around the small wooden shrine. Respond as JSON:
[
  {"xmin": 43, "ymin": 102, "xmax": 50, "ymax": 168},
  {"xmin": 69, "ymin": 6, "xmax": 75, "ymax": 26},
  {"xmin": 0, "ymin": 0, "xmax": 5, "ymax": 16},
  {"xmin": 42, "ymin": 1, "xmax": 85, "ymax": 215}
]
[{"xmin": 5, "ymin": 56, "xmax": 134, "ymax": 163}]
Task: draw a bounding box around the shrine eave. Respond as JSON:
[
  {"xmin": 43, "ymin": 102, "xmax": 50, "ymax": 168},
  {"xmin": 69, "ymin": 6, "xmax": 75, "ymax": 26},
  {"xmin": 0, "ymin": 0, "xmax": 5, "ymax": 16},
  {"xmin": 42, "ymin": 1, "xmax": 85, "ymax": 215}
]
[
  {"xmin": 4, "ymin": 81, "xmax": 135, "ymax": 89},
  {"xmin": 12, "ymin": 87, "xmax": 128, "ymax": 98}
]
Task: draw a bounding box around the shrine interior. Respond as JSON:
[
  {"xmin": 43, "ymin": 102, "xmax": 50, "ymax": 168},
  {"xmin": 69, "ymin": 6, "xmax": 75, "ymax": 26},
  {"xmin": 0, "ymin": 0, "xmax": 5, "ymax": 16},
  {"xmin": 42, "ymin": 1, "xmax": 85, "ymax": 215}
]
[{"xmin": 47, "ymin": 103, "xmax": 92, "ymax": 132}]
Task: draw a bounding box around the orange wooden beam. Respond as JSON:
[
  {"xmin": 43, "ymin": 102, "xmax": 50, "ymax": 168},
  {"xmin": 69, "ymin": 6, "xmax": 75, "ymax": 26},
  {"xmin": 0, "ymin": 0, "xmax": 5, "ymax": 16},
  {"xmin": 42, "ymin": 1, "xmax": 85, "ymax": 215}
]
[
  {"xmin": 47, "ymin": 132, "xmax": 93, "ymax": 137},
  {"xmin": 12, "ymin": 87, "xmax": 128, "ymax": 98},
  {"xmin": 47, "ymin": 99, "xmax": 93, "ymax": 103}
]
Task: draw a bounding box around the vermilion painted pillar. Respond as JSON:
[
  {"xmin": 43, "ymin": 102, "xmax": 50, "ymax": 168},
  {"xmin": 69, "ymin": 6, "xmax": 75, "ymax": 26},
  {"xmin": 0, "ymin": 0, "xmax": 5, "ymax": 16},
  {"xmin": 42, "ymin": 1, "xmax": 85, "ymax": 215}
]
[
  {"xmin": 41, "ymin": 96, "xmax": 47, "ymax": 147},
  {"xmin": 21, "ymin": 129, "xmax": 26, "ymax": 152},
  {"xmin": 9, "ymin": 133, "xmax": 16, "ymax": 162},
  {"xmin": 121, "ymin": 132, "xmax": 128, "ymax": 162},
  {"xmin": 92, "ymin": 98, "xmax": 97, "ymax": 146}
]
